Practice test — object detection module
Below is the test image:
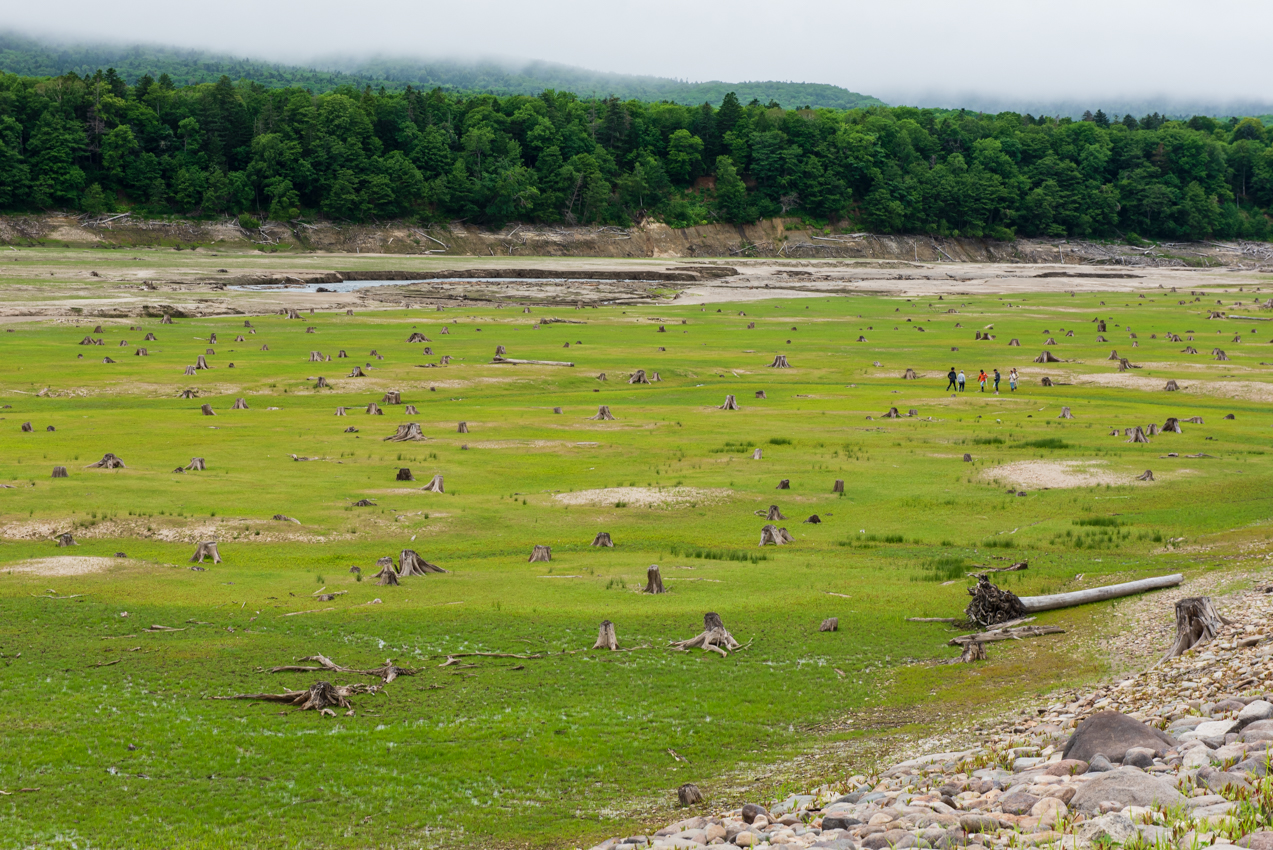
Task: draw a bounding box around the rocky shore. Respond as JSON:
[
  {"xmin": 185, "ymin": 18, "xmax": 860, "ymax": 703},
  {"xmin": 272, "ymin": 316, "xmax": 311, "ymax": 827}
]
[{"xmin": 590, "ymin": 581, "xmax": 1273, "ymax": 850}]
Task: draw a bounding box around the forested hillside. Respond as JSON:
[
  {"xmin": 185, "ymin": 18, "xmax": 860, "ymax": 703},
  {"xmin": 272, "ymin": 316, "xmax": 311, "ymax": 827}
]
[
  {"xmin": 0, "ymin": 68, "xmax": 1270, "ymax": 241},
  {"xmin": 0, "ymin": 33, "xmax": 883, "ymax": 109}
]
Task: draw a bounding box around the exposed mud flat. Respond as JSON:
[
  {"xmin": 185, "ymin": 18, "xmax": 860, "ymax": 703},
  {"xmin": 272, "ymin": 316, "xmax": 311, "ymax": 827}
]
[{"xmin": 552, "ymin": 486, "xmax": 732, "ymax": 508}]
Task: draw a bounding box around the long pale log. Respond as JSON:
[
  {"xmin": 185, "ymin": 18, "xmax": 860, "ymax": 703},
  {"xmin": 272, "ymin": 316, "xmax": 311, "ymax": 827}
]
[
  {"xmin": 948, "ymin": 625, "xmax": 1065, "ymax": 646},
  {"xmin": 491, "ymin": 357, "xmax": 575, "ymax": 367},
  {"xmin": 1019, "ymin": 574, "xmax": 1182, "ymax": 613}
]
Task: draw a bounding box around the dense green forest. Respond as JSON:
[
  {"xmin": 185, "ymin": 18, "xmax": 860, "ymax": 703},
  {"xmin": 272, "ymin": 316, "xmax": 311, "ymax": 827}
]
[
  {"xmin": 0, "ymin": 67, "xmax": 1271, "ymax": 241},
  {"xmin": 0, "ymin": 33, "xmax": 883, "ymax": 110}
]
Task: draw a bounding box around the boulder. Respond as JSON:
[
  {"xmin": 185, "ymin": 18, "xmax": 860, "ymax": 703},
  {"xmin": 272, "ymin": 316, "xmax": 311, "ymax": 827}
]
[
  {"xmin": 1045, "ymin": 759, "xmax": 1088, "ymax": 776},
  {"xmin": 1238, "ymin": 832, "xmax": 1273, "ymax": 850},
  {"xmin": 1239, "ymin": 701, "xmax": 1273, "ymax": 729},
  {"xmin": 1087, "ymin": 754, "xmax": 1115, "ymax": 772},
  {"xmin": 999, "ymin": 791, "xmax": 1039, "ymax": 815},
  {"xmin": 1069, "ymin": 768, "xmax": 1188, "ymax": 814},
  {"xmin": 1076, "ymin": 813, "xmax": 1136, "ymax": 846},
  {"xmin": 741, "ymin": 803, "xmax": 769, "ymax": 825},
  {"xmin": 1061, "ymin": 711, "xmax": 1177, "ymax": 762},
  {"xmin": 959, "ymin": 815, "xmax": 997, "ymax": 834},
  {"xmin": 1122, "ymin": 746, "xmax": 1157, "ymax": 768}
]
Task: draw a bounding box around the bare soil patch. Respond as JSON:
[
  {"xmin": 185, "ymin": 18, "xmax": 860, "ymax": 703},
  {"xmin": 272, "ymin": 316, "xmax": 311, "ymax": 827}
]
[
  {"xmin": 3, "ymin": 556, "xmax": 133, "ymax": 577},
  {"xmin": 981, "ymin": 459, "xmax": 1149, "ymax": 489},
  {"xmin": 552, "ymin": 486, "xmax": 731, "ymax": 508}
]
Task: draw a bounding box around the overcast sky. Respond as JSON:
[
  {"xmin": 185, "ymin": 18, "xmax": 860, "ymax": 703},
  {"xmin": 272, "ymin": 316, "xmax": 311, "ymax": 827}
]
[{"xmin": 7, "ymin": 0, "xmax": 1272, "ymax": 107}]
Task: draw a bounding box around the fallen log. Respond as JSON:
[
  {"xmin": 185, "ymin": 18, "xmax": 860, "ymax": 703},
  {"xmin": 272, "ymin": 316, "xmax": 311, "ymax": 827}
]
[
  {"xmin": 491, "ymin": 356, "xmax": 575, "ymax": 366},
  {"xmin": 948, "ymin": 625, "xmax": 1066, "ymax": 646},
  {"xmin": 1019, "ymin": 574, "xmax": 1183, "ymax": 613},
  {"xmin": 269, "ymin": 654, "xmax": 415, "ymax": 683}
]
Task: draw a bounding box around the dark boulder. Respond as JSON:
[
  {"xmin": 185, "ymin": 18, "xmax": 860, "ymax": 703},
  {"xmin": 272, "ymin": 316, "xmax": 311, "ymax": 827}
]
[{"xmin": 1061, "ymin": 711, "xmax": 1177, "ymax": 762}]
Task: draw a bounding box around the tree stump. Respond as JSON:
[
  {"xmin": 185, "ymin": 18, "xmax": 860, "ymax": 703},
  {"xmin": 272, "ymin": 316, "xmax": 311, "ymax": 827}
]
[
  {"xmin": 382, "ymin": 391, "xmax": 401, "ymax": 404},
  {"xmin": 375, "ymin": 561, "xmax": 400, "ymax": 586},
  {"xmin": 763, "ymin": 505, "xmax": 785, "ymax": 521},
  {"xmin": 963, "ymin": 453, "xmax": 973, "ymax": 462},
  {"xmin": 593, "ymin": 620, "xmax": 619, "ymax": 650},
  {"xmin": 1225, "ymin": 413, "xmax": 1236, "ymax": 420},
  {"xmin": 678, "ymin": 783, "xmax": 704, "ymax": 806},
  {"xmin": 420, "ymin": 474, "xmax": 444, "ymax": 492},
  {"xmin": 408, "ymin": 332, "xmax": 427, "ymax": 343},
  {"xmin": 185, "ymin": 457, "xmax": 206, "ymax": 471},
  {"xmin": 196, "ymin": 355, "xmax": 210, "ymax": 370},
  {"xmin": 759, "ymin": 524, "xmax": 787, "ymax": 546},
  {"xmin": 959, "ymin": 641, "xmax": 987, "ymax": 663},
  {"xmin": 1008, "ymin": 338, "xmax": 1020, "ymax": 346},
  {"xmin": 260, "ymin": 344, "xmax": 270, "ymax": 351},
  {"xmin": 903, "ymin": 368, "xmax": 918, "ymax": 379},
  {"xmin": 201, "ymin": 404, "xmax": 216, "ymax": 416},
  {"xmin": 404, "ymin": 405, "xmax": 419, "ymax": 415},
  {"xmin": 552, "ymin": 407, "xmax": 563, "ymax": 414},
  {"xmin": 1185, "ymin": 416, "xmax": 1204, "ymax": 424},
  {"xmin": 1058, "ymin": 407, "xmax": 1073, "ymax": 419},
  {"xmin": 819, "ymin": 617, "xmax": 838, "ymax": 632},
  {"xmin": 1126, "ymin": 426, "xmax": 1150, "ymax": 443},
  {"xmin": 86, "ymin": 453, "xmax": 125, "ymax": 469},
  {"xmin": 52, "ymin": 466, "xmax": 67, "ymax": 478},
  {"xmin": 1040, "ymin": 377, "xmax": 1054, "ymax": 386},
  {"xmin": 775, "ymin": 479, "xmax": 789, "ymax": 489},
  {"xmin": 457, "ymin": 422, "xmax": 469, "ymax": 433},
  {"xmin": 650, "ymin": 372, "xmax": 661, "ymax": 382},
  {"xmin": 755, "ymin": 390, "xmax": 767, "ymax": 399},
  {"xmin": 366, "ymin": 403, "xmax": 383, "ymax": 415},
  {"xmin": 314, "ymin": 377, "xmax": 329, "ymax": 389},
  {"xmin": 384, "ymin": 423, "xmax": 426, "ymax": 442},
  {"xmin": 1034, "ymin": 351, "xmax": 1060, "ymax": 363},
  {"xmin": 191, "ymin": 541, "xmax": 221, "ymax": 564},
  {"xmin": 348, "ymin": 366, "xmax": 366, "ymax": 377},
  {"xmin": 335, "ymin": 407, "xmax": 347, "ymax": 416},
  {"xmin": 768, "ymin": 355, "xmax": 791, "ymax": 368},
  {"xmin": 629, "ymin": 369, "xmax": 649, "ymax": 384},
  {"xmin": 528, "ymin": 545, "xmax": 552, "ymax": 563},
  {"xmin": 751, "ymin": 448, "xmax": 762, "ymax": 460},
  {"xmin": 803, "ymin": 514, "xmax": 821, "ymax": 524},
  {"xmin": 184, "ymin": 365, "xmax": 196, "ymax": 376},
  {"xmin": 144, "ymin": 333, "xmax": 156, "ymax": 341},
  {"xmin": 56, "ymin": 532, "xmax": 77, "ymax": 547},
  {"xmin": 671, "ymin": 613, "xmax": 741, "ymax": 656},
  {"xmin": 399, "ymin": 549, "xmax": 447, "ymax": 575},
  {"xmin": 644, "ymin": 564, "xmax": 666, "ymax": 594},
  {"xmin": 232, "ymin": 398, "xmax": 248, "ymax": 409},
  {"xmin": 588, "ymin": 406, "xmax": 615, "ymax": 421},
  {"xmin": 396, "ymin": 468, "xmax": 415, "ymax": 482},
  {"xmin": 596, "ymin": 372, "xmax": 606, "ymax": 381},
  {"xmin": 719, "ymin": 395, "xmax": 739, "ymax": 410},
  {"xmin": 1164, "ymin": 597, "xmax": 1228, "ymax": 658},
  {"xmin": 1137, "ymin": 470, "xmax": 1154, "ymax": 481},
  {"xmin": 161, "ymin": 315, "xmax": 172, "ymax": 324},
  {"xmin": 591, "ymin": 532, "xmax": 614, "ymax": 548},
  {"xmin": 965, "ymin": 576, "xmax": 1025, "ymax": 626},
  {"xmin": 20, "ymin": 421, "xmax": 31, "ymax": 432},
  {"xmin": 883, "ymin": 407, "xmax": 900, "ymax": 418}
]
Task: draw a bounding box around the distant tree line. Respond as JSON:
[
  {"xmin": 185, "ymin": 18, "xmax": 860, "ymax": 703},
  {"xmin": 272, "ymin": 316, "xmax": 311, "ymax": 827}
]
[{"xmin": 0, "ymin": 68, "xmax": 1271, "ymax": 241}]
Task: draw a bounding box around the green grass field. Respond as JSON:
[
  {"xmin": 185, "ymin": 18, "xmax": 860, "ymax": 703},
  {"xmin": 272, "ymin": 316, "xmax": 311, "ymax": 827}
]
[{"xmin": 1, "ymin": 255, "xmax": 1271, "ymax": 848}]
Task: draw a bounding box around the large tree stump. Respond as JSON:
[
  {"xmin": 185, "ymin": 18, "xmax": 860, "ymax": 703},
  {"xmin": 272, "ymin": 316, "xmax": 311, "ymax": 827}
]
[
  {"xmin": 375, "ymin": 560, "xmax": 400, "ymax": 586},
  {"xmin": 399, "ymin": 549, "xmax": 447, "ymax": 575},
  {"xmin": 366, "ymin": 402, "xmax": 383, "ymax": 415},
  {"xmin": 20, "ymin": 421, "xmax": 32, "ymax": 432},
  {"xmin": 528, "ymin": 545, "xmax": 552, "ymax": 562},
  {"xmin": 629, "ymin": 369, "xmax": 649, "ymax": 384},
  {"xmin": 1058, "ymin": 407, "xmax": 1073, "ymax": 419},
  {"xmin": 1165, "ymin": 380, "xmax": 1180, "ymax": 391},
  {"xmin": 769, "ymin": 355, "xmax": 791, "ymax": 368},
  {"xmin": 315, "ymin": 377, "xmax": 329, "ymax": 389},
  {"xmin": 644, "ymin": 564, "xmax": 666, "ymax": 594},
  {"xmin": 1164, "ymin": 597, "xmax": 1228, "ymax": 658},
  {"xmin": 903, "ymin": 368, "xmax": 918, "ymax": 379},
  {"xmin": 232, "ymin": 398, "xmax": 248, "ymax": 409},
  {"xmin": 678, "ymin": 783, "xmax": 704, "ymax": 806},
  {"xmin": 183, "ymin": 365, "xmax": 196, "ymax": 376},
  {"xmin": 755, "ymin": 390, "xmax": 767, "ymax": 399},
  {"xmin": 588, "ymin": 406, "xmax": 616, "ymax": 421},
  {"xmin": 591, "ymin": 532, "xmax": 613, "ymax": 547},
  {"xmin": 52, "ymin": 466, "xmax": 68, "ymax": 478},
  {"xmin": 457, "ymin": 421, "xmax": 469, "ymax": 433},
  {"xmin": 593, "ymin": 620, "xmax": 619, "ymax": 650},
  {"xmin": 763, "ymin": 505, "xmax": 785, "ymax": 521},
  {"xmin": 1034, "ymin": 351, "xmax": 1060, "ymax": 363},
  {"xmin": 671, "ymin": 613, "xmax": 742, "ymax": 657},
  {"xmin": 1126, "ymin": 426, "xmax": 1150, "ymax": 443},
  {"xmin": 1137, "ymin": 470, "xmax": 1154, "ymax": 481},
  {"xmin": 759, "ymin": 524, "xmax": 788, "ymax": 546},
  {"xmin": 882, "ymin": 406, "xmax": 901, "ymax": 419},
  {"xmin": 382, "ymin": 391, "xmax": 401, "ymax": 405},
  {"xmin": 85, "ymin": 453, "xmax": 125, "ymax": 469},
  {"xmin": 185, "ymin": 457, "xmax": 206, "ymax": 471},
  {"xmin": 420, "ymin": 474, "xmax": 444, "ymax": 492},
  {"xmin": 56, "ymin": 532, "xmax": 77, "ymax": 547},
  {"xmin": 719, "ymin": 395, "xmax": 739, "ymax": 410},
  {"xmin": 833, "ymin": 479, "xmax": 844, "ymax": 493},
  {"xmin": 161, "ymin": 314, "xmax": 173, "ymax": 324},
  {"xmin": 348, "ymin": 366, "xmax": 366, "ymax": 377},
  {"xmin": 819, "ymin": 617, "xmax": 838, "ymax": 632},
  {"xmin": 384, "ymin": 423, "xmax": 426, "ymax": 442},
  {"xmin": 196, "ymin": 355, "xmax": 210, "ymax": 370},
  {"xmin": 751, "ymin": 448, "xmax": 762, "ymax": 460},
  {"xmin": 191, "ymin": 541, "xmax": 221, "ymax": 564},
  {"xmin": 335, "ymin": 407, "xmax": 347, "ymax": 416},
  {"xmin": 407, "ymin": 333, "xmax": 428, "ymax": 343},
  {"xmin": 200, "ymin": 404, "xmax": 216, "ymax": 416},
  {"xmin": 404, "ymin": 405, "xmax": 419, "ymax": 415},
  {"xmin": 1163, "ymin": 418, "xmax": 1182, "ymax": 433},
  {"xmin": 144, "ymin": 333, "xmax": 156, "ymax": 341},
  {"xmin": 395, "ymin": 468, "xmax": 415, "ymax": 481}
]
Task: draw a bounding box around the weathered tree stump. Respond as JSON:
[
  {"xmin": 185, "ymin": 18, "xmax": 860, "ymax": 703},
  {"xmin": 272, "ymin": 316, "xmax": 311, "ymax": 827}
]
[
  {"xmin": 457, "ymin": 421, "xmax": 469, "ymax": 433},
  {"xmin": 395, "ymin": 468, "xmax": 415, "ymax": 481},
  {"xmin": 375, "ymin": 559, "xmax": 400, "ymax": 586},
  {"xmin": 768, "ymin": 355, "xmax": 791, "ymax": 368},
  {"xmin": 382, "ymin": 391, "xmax": 401, "ymax": 405},
  {"xmin": 678, "ymin": 783, "xmax": 704, "ymax": 806},
  {"xmin": 644, "ymin": 564, "xmax": 666, "ymax": 594},
  {"xmin": 56, "ymin": 532, "xmax": 77, "ymax": 547},
  {"xmin": 86, "ymin": 453, "xmax": 126, "ymax": 469},
  {"xmin": 819, "ymin": 617, "xmax": 838, "ymax": 632},
  {"xmin": 191, "ymin": 541, "xmax": 221, "ymax": 564},
  {"xmin": 751, "ymin": 448, "xmax": 762, "ymax": 460},
  {"xmin": 803, "ymin": 514, "xmax": 821, "ymax": 524},
  {"xmin": 883, "ymin": 407, "xmax": 901, "ymax": 418},
  {"xmin": 833, "ymin": 479, "xmax": 845, "ymax": 493},
  {"xmin": 1058, "ymin": 407, "xmax": 1073, "ymax": 419},
  {"xmin": 201, "ymin": 404, "xmax": 216, "ymax": 416},
  {"xmin": 195, "ymin": 355, "xmax": 210, "ymax": 370},
  {"xmin": 420, "ymin": 474, "xmax": 444, "ymax": 492},
  {"xmin": 1034, "ymin": 351, "xmax": 1060, "ymax": 363},
  {"xmin": 315, "ymin": 377, "xmax": 329, "ymax": 389},
  {"xmin": 384, "ymin": 423, "xmax": 426, "ymax": 442},
  {"xmin": 348, "ymin": 366, "xmax": 366, "ymax": 377},
  {"xmin": 52, "ymin": 466, "xmax": 68, "ymax": 478},
  {"xmin": 1164, "ymin": 597, "xmax": 1228, "ymax": 658},
  {"xmin": 588, "ymin": 406, "xmax": 615, "ymax": 421},
  {"xmin": 399, "ymin": 549, "xmax": 447, "ymax": 575},
  {"xmin": 629, "ymin": 369, "xmax": 649, "ymax": 384},
  {"xmin": 965, "ymin": 576, "xmax": 1025, "ymax": 626},
  {"xmin": 671, "ymin": 613, "xmax": 742, "ymax": 656},
  {"xmin": 144, "ymin": 333, "xmax": 156, "ymax": 341},
  {"xmin": 528, "ymin": 545, "xmax": 552, "ymax": 563},
  {"xmin": 20, "ymin": 421, "xmax": 32, "ymax": 432},
  {"xmin": 183, "ymin": 365, "xmax": 196, "ymax": 376},
  {"xmin": 1126, "ymin": 426, "xmax": 1150, "ymax": 443},
  {"xmin": 759, "ymin": 524, "xmax": 788, "ymax": 546},
  {"xmin": 903, "ymin": 368, "xmax": 918, "ymax": 379},
  {"xmin": 959, "ymin": 641, "xmax": 987, "ymax": 663},
  {"xmin": 1164, "ymin": 380, "xmax": 1180, "ymax": 391},
  {"xmin": 185, "ymin": 457, "xmax": 206, "ymax": 471},
  {"xmin": 593, "ymin": 620, "xmax": 619, "ymax": 650},
  {"xmin": 365, "ymin": 402, "xmax": 383, "ymax": 415},
  {"xmin": 591, "ymin": 532, "xmax": 613, "ymax": 547},
  {"xmin": 232, "ymin": 398, "xmax": 248, "ymax": 409},
  {"xmin": 403, "ymin": 405, "xmax": 419, "ymax": 415},
  {"xmin": 552, "ymin": 407, "xmax": 563, "ymax": 414},
  {"xmin": 775, "ymin": 479, "xmax": 789, "ymax": 489},
  {"xmin": 1137, "ymin": 470, "xmax": 1154, "ymax": 481}
]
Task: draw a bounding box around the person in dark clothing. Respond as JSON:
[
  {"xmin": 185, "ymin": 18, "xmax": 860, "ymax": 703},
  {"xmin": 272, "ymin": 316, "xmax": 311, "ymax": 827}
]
[
  {"xmin": 946, "ymin": 367, "xmax": 957, "ymax": 391},
  {"xmin": 993, "ymin": 368, "xmax": 1001, "ymax": 393}
]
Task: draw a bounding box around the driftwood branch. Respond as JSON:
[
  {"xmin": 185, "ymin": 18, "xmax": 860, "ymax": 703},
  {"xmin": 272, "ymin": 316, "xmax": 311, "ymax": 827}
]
[
  {"xmin": 1019, "ymin": 574, "xmax": 1183, "ymax": 612},
  {"xmin": 947, "ymin": 624, "xmax": 1065, "ymax": 646},
  {"xmin": 269, "ymin": 654, "xmax": 415, "ymax": 683},
  {"xmin": 491, "ymin": 356, "xmax": 575, "ymax": 367}
]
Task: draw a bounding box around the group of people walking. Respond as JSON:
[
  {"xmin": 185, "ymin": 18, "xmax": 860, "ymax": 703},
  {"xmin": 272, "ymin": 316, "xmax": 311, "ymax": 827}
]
[{"xmin": 946, "ymin": 367, "xmax": 1017, "ymax": 393}]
